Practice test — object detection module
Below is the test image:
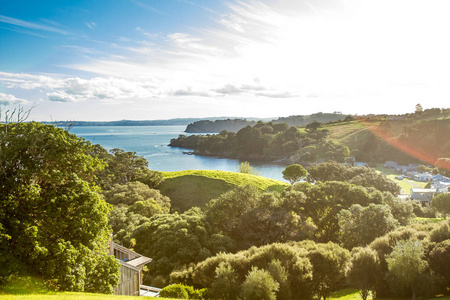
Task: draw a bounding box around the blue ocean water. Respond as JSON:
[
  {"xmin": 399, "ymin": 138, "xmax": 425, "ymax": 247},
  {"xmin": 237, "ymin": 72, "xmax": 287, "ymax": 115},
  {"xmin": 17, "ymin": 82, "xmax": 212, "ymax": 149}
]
[{"xmin": 70, "ymin": 125, "xmax": 287, "ymax": 182}]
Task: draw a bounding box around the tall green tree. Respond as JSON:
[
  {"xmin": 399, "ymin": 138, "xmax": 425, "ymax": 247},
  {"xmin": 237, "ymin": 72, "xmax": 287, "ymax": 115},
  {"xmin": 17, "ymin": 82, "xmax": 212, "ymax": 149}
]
[
  {"xmin": 0, "ymin": 122, "xmax": 119, "ymax": 292},
  {"xmin": 429, "ymin": 240, "xmax": 450, "ymax": 286},
  {"xmin": 300, "ymin": 241, "xmax": 350, "ymax": 300},
  {"xmin": 338, "ymin": 204, "xmax": 398, "ymax": 249},
  {"xmin": 282, "ymin": 164, "xmax": 307, "ymax": 184},
  {"xmin": 347, "ymin": 247, "xmax": 380, "ymax": 300},
  {"xmin": 210, "ymin": 262, "xmax": 240, "ymax": 300},
  {"xmin": 386, "ymin": 240, "xmax": 427, "ymax": 300},
  {"xmin": 240, "ymin": 267, "xmax": 279, "ymax": 300},
  {"xmin": 431, "ymin": 193, "xmax": 450, "ymax": 218}
]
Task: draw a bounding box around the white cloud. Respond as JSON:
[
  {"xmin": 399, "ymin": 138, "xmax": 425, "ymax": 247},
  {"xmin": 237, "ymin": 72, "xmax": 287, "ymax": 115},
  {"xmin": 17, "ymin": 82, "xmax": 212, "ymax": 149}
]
[
  {"xmin": 0, "ymin": 72, "xmax": 161, "ymax": 103},
  {"xmin": 131, "ymin": 0, "xmax": 168, "ymax": 15},
  {"xmin": 3, "ymin": 0, "xmax": 450, "ymax": 118},
  {"xmin": 0, "ymin": 93, "xmax": 28, "ymax": 105},
  {"xmin": 85, "ymin": 21, "xmax": 96, "ymax": 29},
  {"xmin": 172, "ymin": 87, "xmax": 210, "ymax": 97},
  {"xmin": 0, "ymin": 15, "xmax": 69, "ymax": 35}
]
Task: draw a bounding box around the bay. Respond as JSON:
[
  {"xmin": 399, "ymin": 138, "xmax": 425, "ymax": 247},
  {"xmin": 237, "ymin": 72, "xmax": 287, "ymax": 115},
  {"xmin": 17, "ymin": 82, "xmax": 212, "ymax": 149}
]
[{"xmin": 70, "ymin": 125, "xmax": 288, "ymax": 182}]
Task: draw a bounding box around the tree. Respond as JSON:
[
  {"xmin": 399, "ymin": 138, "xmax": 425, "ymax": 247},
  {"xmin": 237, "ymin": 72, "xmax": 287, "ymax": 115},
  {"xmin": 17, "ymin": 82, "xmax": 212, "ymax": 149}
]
[
  {"xmin": 267, "ymin": 259, "xmax": 291, "ymax": 300},
  {"xmin": 303, "ymin": 242, "xmax": 350, "ymax": 300},
  {"xmin": 102, "ymin": 181, "xmax": 170, "ymax": 210},
  {"xmin": 429, "ymin": 240, "xmax": 450, "ymax": 286},
  {"xmin": 131, "ymin": 208, "xmax": 235, "ymax": 285},
  {"xmin": 338, "ymin": 204, "xmax": 399, "ymax": 249},
  {"xmin": 178, "ymin": 242, "xmax": 314, "ymax": 300},
  {"xmin": 307, "ymin": 162, "xmax": 400, "ymax": 195},
  {"xmin": 305, "ymin": 121, "xmax": 322, "ymax": 132},
  {"xmin": 347, "ymin": 247, "xmax": 380, "ymax": 300},
  {"xmin": 282, "ymin": 164, "xmax": 307, "ymax": 184},
  {"xmin": 431, "ymin": 193, "xmax": 450, "ymax": 218},
  {"xmin": 241, "ymin": 267, "xmax": 279, "ymax": 300},
  {"xmin": 386, "ymin": 240, "xmax": 427, "ymax": 300},
  {"xmin": 205, "ymin": 185, "xmax": 260, "ymax": 233},
  {"xmin": 238, "ymin": 161, "xmax": 259, "ymax": 175},
  {"xmin": 0, "ymin": 122, "xmax": 119, "ymax": 292},
  {"xmin": 210, "ymin": 262, "xmax": 240, "ymax": 300}
]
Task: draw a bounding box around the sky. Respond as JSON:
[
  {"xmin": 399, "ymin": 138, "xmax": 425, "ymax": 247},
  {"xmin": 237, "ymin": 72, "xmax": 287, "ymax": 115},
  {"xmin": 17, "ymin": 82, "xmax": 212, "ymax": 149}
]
[{"xmin": 1, "ymin": 0, "xmax": 450, "ymax": 121}]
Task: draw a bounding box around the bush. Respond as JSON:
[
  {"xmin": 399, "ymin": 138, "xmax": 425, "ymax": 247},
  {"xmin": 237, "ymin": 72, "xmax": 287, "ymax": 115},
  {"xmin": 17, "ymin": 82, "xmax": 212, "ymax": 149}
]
[
  {"xmin": 240, "ymin": 267, "xmax": 279, "ymax": 300},
  {"xmin": 159, "ymin": 284, "xmax": 192, "ymax": 299},
  {"xmin": 159, "ymin": 283, "xmax": 207, "ymax": 299}
]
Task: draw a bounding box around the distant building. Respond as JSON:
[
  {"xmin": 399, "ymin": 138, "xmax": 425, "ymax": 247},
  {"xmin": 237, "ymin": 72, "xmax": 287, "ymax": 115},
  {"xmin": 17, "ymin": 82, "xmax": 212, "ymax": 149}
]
[
  {"xmin": 384, "ymin": 161, "xmax": 398, "ymax": 168},
  {"xmin": 413, "ymin": 173, "xmax": 433, "ymax": 182},
  {"xmin": 432, "ymin": 174, "xmax": 450, "ymax": 182},
  {"xmin": 408, "ymin": 164, "xmax": 420, "ymax": 171},
  {"xmin": 410, "ymin": 185, "xmax": 448, "ymax": 205},
  {"xmin": 433, "ymin": 181, "xmax": 450, "ymax": 191},
  {"xmin": 354, "ymin": 162, "xmax": 368, "ymax": 167},
  {"xmin": 410, "ymin": 188, "xmax": 437, "ymax": 205}
]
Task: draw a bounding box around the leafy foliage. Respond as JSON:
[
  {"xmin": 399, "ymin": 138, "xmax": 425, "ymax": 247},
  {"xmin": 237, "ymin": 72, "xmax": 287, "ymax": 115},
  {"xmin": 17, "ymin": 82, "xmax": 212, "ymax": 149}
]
[
  {"xmin": 429, "ymin": 240, "xmax": 450, "ymax": 286},
  {"xmin": 307, "ymin": 161, "xmax": 401, "ymax": 195},
  {"xmin": 0, "ymin": 122, "xmax": 119, "ymax": 292},
  {"xmin": 240, "ymin": 267, "xmax": 279, "ymax": 300},
  {"xmin": 386, "ymin": 240, "xmax": 427, "ymax": 298},
  {"xmin": 176, "ymin": 242, "xmax": 314, "ymax": 300},
  {"xmin": 205, "ymin": 185, "xmax": 315, "ymax": 249},
  {"xmin": 238, "ymin": 161, "xmax": 259, "ymax": 175},
  {"xmin": 431, "ymin": 193, "xmax": 450, "ymax": 217},
  {"xmin": 346, "ymin": 247, "xmax": 380, "ymax": 300},
  {"xmin": 282, "ymin": 164, "xmax": 307, "ymax": 184},
  {"xmin": 170, "ymin": 123, "xmax": 303, "ymax": 160},
  {"xmin": 173, "ymin": 241, "xmax": 351, "ymax": 300},
  {"xmin": 159, "ymin": 283, "xmax": 206, "ymax": 299},
  {"xmin": 338, "ymin": 204, "xmax": 398, "ymax": 249},
  {"xmin": 93, "ymin": 147, "xmax": 163, "ymax": 190},
  {"xmin": 130, "ymin": 208, "xmax": 235, "ymax": 286}
]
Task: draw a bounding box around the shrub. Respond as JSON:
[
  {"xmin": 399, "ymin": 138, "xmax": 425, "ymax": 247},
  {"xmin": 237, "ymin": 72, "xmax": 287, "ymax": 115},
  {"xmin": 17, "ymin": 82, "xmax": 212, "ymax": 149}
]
[
  {"xmin": 159, "ymin": 283, "xmax": 207, "ymax": 299},
  {"xmin": 159, "ymin": 283, "xmax": 192, "ymax": 299},
  {"xmin": 240, "ymin": 267, "xmax": 279, "ymax": 300}
]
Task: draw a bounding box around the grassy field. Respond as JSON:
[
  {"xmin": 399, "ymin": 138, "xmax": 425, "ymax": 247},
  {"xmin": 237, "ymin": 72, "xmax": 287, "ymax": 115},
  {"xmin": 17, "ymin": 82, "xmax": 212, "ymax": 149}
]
[
  {"xmin": 1, "ymin": 278, "xmax": 448, "ymax": 300},
  {"xmin": 2, "ymin": 288, "xmax": 449, "ymax": 300},
  {"xmin": 325, "ymin": 120, "xmax": 372, "ymax": 147},
  {"xmin": 0, "ymin": 293, "xmax": 145, "ymax": 300},
  {"xmin": 385, "ymin": 174, "xmax": 427, "ymax": 194},
  {"xmin": 373, "ymin": 165, "xmax": 427, "ymax": 194},
  {"xmin": 160, "ymin": 170, "xmax": 289, "ymax": 212}
]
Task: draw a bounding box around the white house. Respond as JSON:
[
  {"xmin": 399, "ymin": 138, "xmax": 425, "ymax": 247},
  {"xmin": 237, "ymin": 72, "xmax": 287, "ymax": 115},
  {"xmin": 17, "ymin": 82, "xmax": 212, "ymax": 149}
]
[{"xmin": 410, "ymin": 188, "xmax": 437, "ymax": 205}]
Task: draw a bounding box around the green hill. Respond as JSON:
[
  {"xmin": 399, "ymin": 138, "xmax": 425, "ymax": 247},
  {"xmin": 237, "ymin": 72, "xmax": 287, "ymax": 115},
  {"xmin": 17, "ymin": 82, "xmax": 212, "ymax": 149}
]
[
  {"xmin": 322, "ymin": 109, "xmax": 450, "ymax": 164},
  {"xmin": 160, "ymin": 170, "xmax": 289, "ymax": 212}
]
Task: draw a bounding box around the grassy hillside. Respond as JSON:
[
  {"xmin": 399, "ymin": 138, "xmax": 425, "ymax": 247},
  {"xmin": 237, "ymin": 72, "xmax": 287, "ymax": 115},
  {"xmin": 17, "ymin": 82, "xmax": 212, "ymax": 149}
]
[
  {"xmin": 323, "ymin": 110, "xmax": 450, "ymax": 163},
  {"xmin": 325, "ymin": 120, "xmax": 371, "ymax": 147},
  {"xmin": 160, "ymin": 170, "xmax": 289, "ymax": 212}
]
